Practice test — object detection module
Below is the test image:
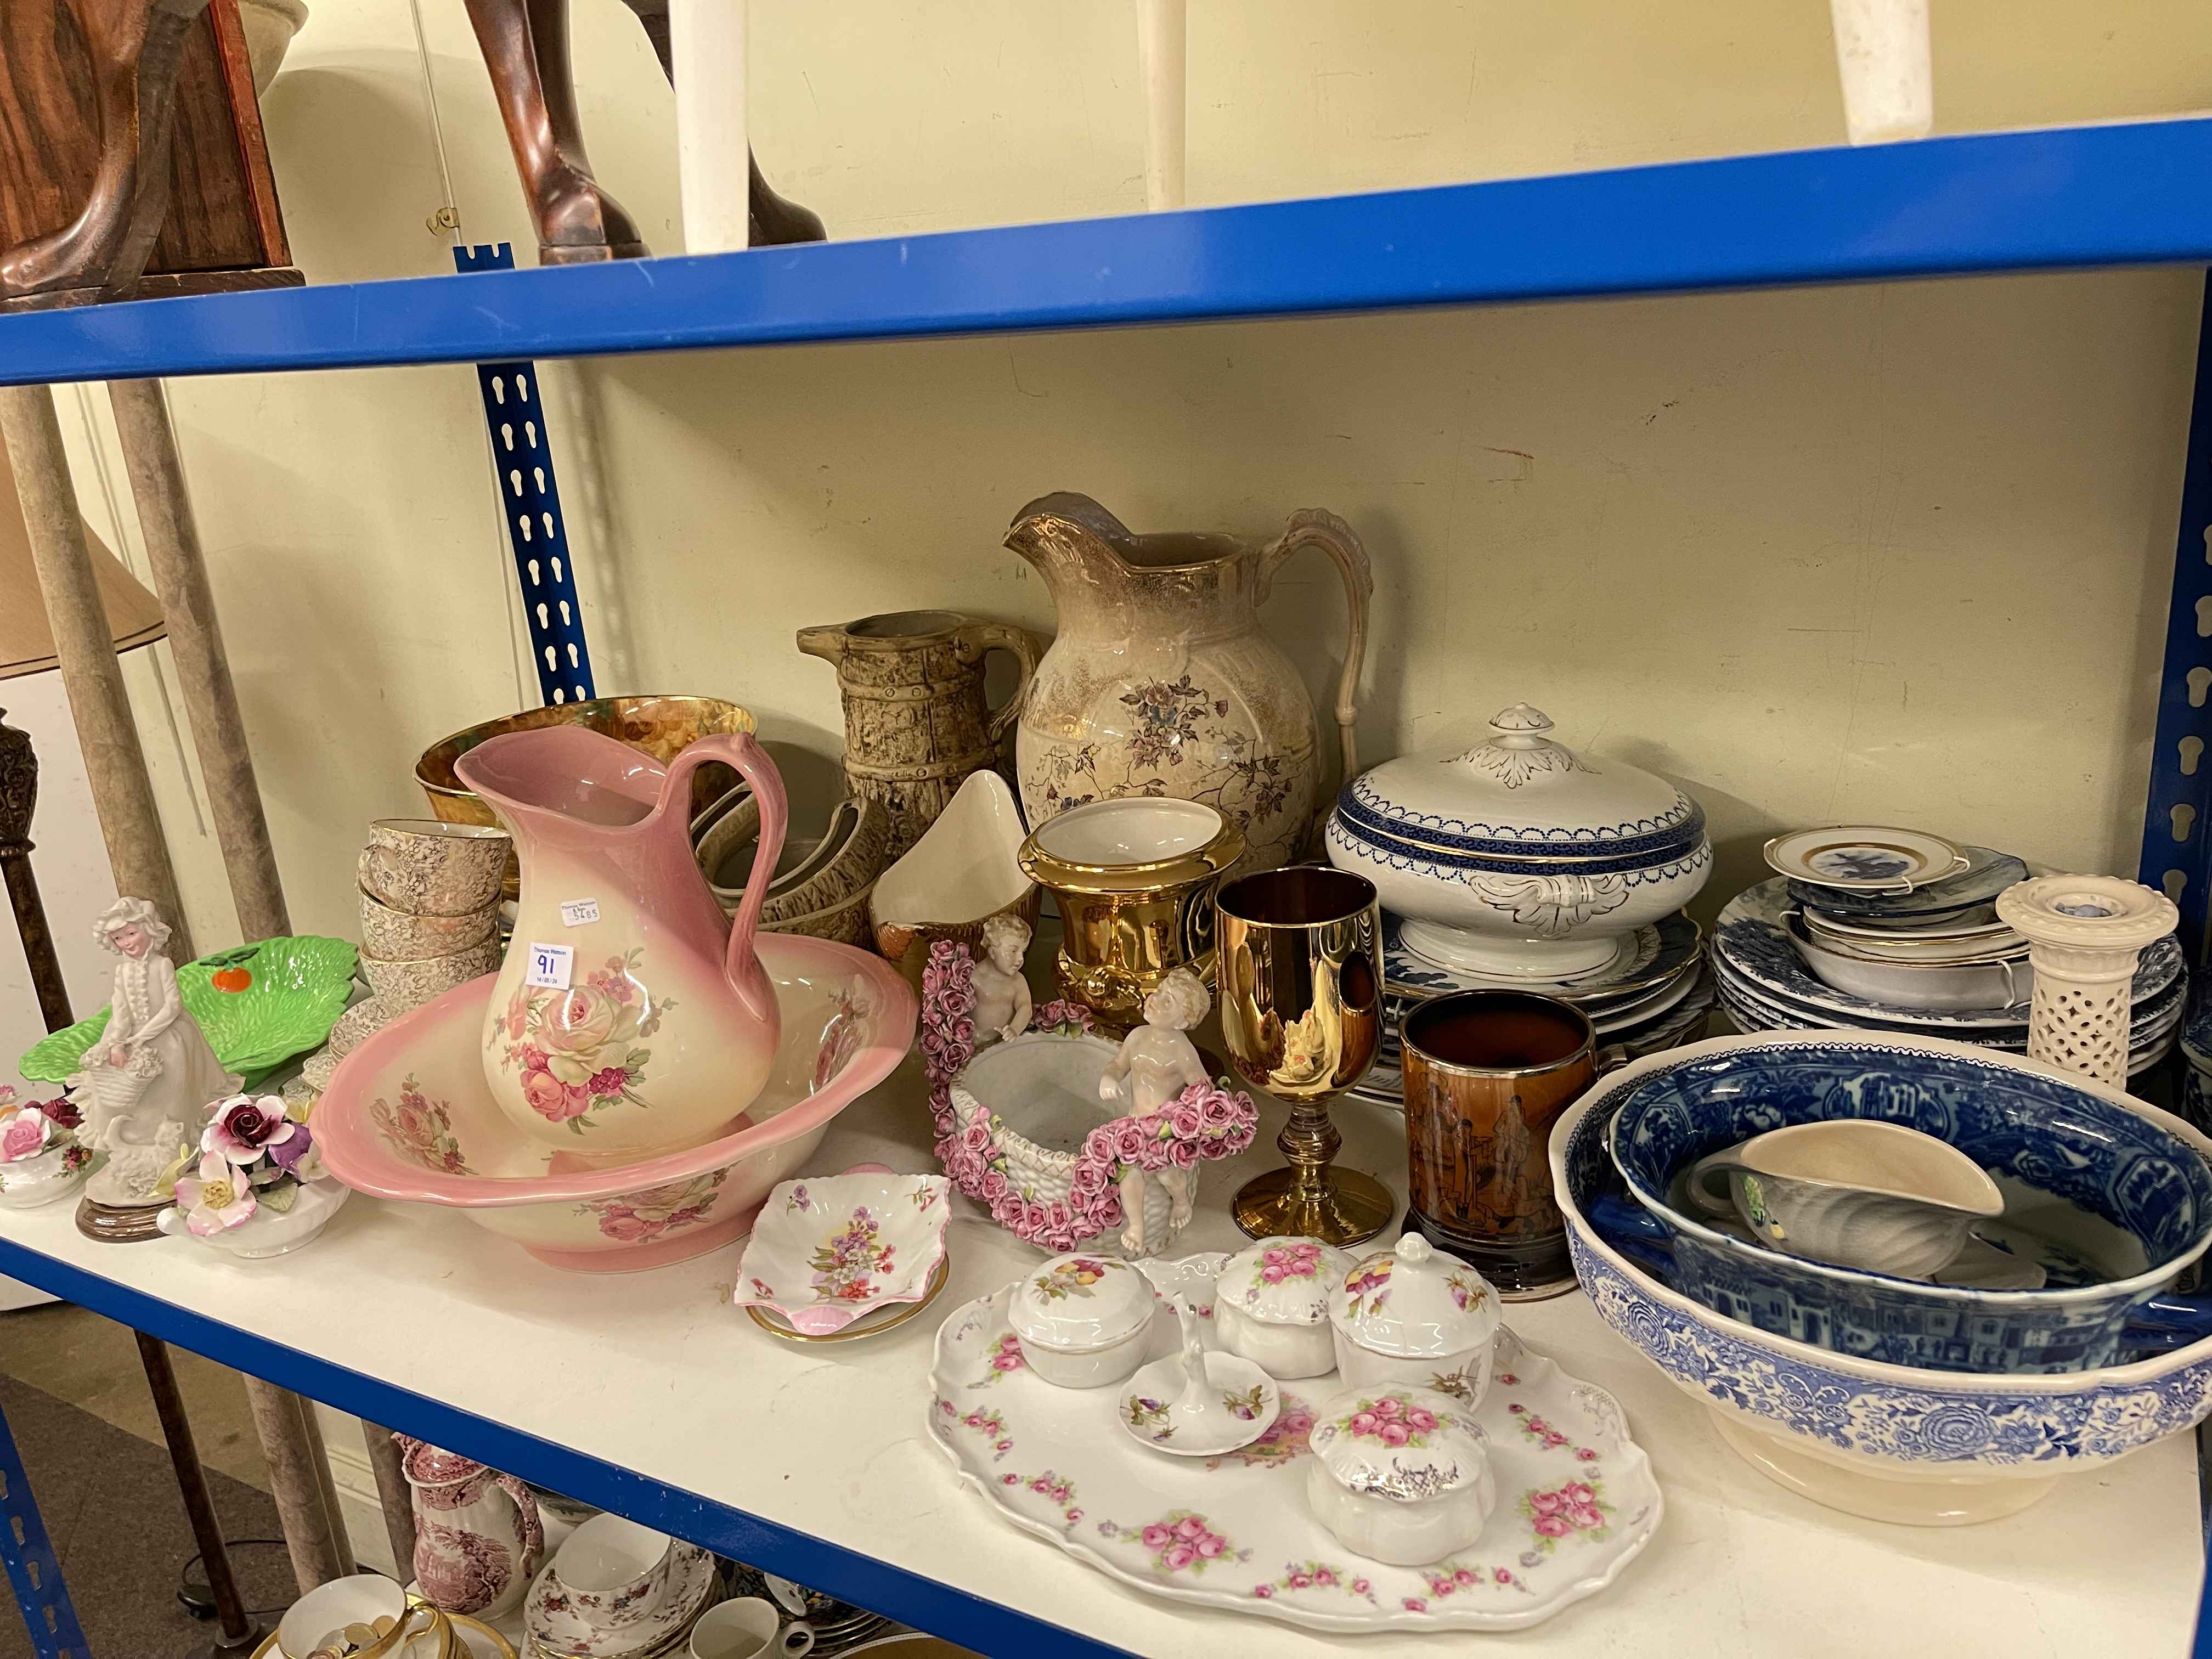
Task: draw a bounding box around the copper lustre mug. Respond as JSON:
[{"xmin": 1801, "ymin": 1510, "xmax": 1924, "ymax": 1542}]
[{"xmin": 1400, "ymin": 991, "xmax": 1620, "ymax": 1300}]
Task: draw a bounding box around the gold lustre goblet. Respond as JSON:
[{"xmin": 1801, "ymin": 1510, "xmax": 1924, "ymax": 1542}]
[{"xmin": 1217, "ymin": 866, "xmax": 1394, "ymax": 1246}]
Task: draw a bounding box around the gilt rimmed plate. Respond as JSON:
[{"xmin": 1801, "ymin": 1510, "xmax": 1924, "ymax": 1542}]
[
  {"xmin": 1764, "ymin": 826, "xmax": 1968, "ymax": 893},
  {"xmin": 929, "ymin": 1259, "xmax": 1661, "ymax": 1633},
  {"xmin": 1385, "ymin": 912, "xmax": 1697, "ymax": 1004}
]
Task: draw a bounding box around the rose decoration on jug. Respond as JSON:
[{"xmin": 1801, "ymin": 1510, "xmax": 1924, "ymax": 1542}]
[{"xmin": 455, "ymin": 718, "xmax": 791, "ymax": 1159}]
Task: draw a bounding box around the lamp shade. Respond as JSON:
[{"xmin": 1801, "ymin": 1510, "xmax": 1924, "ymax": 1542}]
[{"xmin": 0, "ymin": 442, "xmax": 166, "ymax": 681}]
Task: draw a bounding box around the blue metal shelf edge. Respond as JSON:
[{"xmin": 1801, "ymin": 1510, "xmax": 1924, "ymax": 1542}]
[
  {"xmin": 0, "ymin": 1234, "xmax": 1132, "ymax": 1659},
  {"xmin": 8, "ymin": 116, "xmax": 2212, "ymax": 385}
]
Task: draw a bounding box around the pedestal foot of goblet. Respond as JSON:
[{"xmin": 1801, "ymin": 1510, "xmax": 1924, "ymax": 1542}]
[{"xmin": 1232, "ymin": 1164, "xmax": 1395, "ymax": 1246}]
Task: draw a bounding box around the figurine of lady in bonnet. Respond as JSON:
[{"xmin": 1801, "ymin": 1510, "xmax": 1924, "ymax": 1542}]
[
  {"xmin": 970, "ymin": 913, "xmax": 1034, "ymax": 1049},
  {"xmin": 1098, "ymin": 968, "xmax": 1212, "ymax": 1254},
  {"xmin": 76, "ymin": 898, "xmax": 238, "ymax": 1205}
]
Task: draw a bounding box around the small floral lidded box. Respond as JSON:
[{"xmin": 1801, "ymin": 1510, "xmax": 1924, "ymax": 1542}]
[
  {"xmin": 1329, "ymin": 1231, "xmax": 1501, "ymax": 1406},
  {"xmin": 735, "ymin": 1170, "xmax": 952, "ymax": 1336},
  {"xmin": 1211, "ymin": 1235, "xmax": 1356, "ymax": 1380},
  {"xmin": 1009, "ymin": 1253, "xmax": 1158, "ymax": 1389},
  {"xmin": 1306, "ymin": 1385, "xmax": 1497, "ymax": 1566}
]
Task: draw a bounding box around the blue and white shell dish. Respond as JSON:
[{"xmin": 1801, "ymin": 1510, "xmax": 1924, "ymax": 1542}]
[
  {"xmin": 1327, "ymin": 704, "xmax": 1710, "ymax": 983},
  {"xmin": 1551, "ymin": 1032, "xmax": 2212, "ymax": 1526},
  {"xmin": 1593, "ymin": 1036, "xmax": 2212, "ymax": 1372}
]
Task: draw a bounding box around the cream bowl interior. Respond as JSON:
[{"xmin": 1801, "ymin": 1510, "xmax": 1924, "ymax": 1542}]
[
  {"xmin": 1030, "ymin": 797, "xmax": 1226, "ymax": 867},
  {"xmin": 872, "ymin": 771, "xmax": 1032, "ymax": 926}
]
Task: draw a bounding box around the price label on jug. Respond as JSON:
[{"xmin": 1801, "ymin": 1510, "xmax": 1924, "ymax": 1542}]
[
  {"xmin": 525, "ymin": 943, "xmax": 574, "ymax": 990},
  {"xmin": 560, "ymin": 898, "xmax": 601, "ymax": 927}
]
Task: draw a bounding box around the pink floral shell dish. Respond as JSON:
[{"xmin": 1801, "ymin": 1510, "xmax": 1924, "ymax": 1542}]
[
  {"xmin": 734, "ymin": 1169, "xmax": 952, "ymax": 1334},
  {"xmin": 314, "ymin": 934, "xmax": 916, "ymax": 1272}
]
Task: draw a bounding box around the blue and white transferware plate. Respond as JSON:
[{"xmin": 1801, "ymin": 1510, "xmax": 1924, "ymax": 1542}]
[
  {"xmin": 1763, "ymin": 826, "xmax": 1968, "ymax": 894},
  {"xmin": 1716, "ymin": 879, "xmax": 2182, "ymax": 1031},
  {"xmin": 1550, "ymin": 1031, "xmax": 2212, "ymax": 1524},
  {"xmin": 1385, "ymin": 911, "xmax": 1698, "ymax": 1003},
  {"xmin": 2183, "ymin": 980, "xmax": 2212, "ymax": 1070},
  {"xmin": 1786, "ymin": 844, "xmax": 2030, "ymax": 923},
  {"xmin": 1713, "ymin": 968, "xmax": 2181, "ymax": 1075}
]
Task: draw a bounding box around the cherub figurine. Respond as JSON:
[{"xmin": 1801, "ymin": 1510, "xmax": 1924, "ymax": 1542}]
[
  {"xmin": 1098, "ymin": 968, "xmax": 1212, "ymax": 1254},
  {"xmin": 970, "ymin": 914, "xmax": 1034, "ymax": 1050},
  {"xmin": 75, "ymin": 898, "xmax": 238, "ymax": 1209}
]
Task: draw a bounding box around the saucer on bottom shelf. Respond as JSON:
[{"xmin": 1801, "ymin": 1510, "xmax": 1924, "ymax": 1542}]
[
  {"xmin": 746, "ymin": 1255, "xmax": 951, "ymax": 1343},
  {"xmin": 929, "ymin": 1256, "xmax": 1660, "ymax": 1633}
]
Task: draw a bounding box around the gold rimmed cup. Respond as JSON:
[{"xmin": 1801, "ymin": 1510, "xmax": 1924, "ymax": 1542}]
[
  {"xmin": 1216, "ymin": 865, "xmax": 1394, "ymax": 1246},
  {"xmin": 1018, "ymin": 797, "xmax": 1244, "ymax": 1030}
]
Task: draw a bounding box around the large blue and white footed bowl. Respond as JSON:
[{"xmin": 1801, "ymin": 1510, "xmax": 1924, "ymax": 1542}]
[
  {"xmin": 1553, "ymin": 1032, "xmax": 2212, "ymax": 1525},
  {"xmin": 1602, "ymin": 1039, "xmax": 2212, "ymax": 1372}
]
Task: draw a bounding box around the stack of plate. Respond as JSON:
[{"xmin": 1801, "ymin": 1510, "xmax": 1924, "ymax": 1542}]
[
  {"xmin": 1352, "ymin": 910, "xmax": 1716, "ymax": 1107},
  {"xmin": 1714, "ymin": 877, "xmax": 2185, "ymax": 1074}
]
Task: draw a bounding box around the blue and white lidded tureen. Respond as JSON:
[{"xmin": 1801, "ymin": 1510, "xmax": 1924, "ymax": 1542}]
[{"xmin": 1325, "ymin": 704, "xmax": 1711, "ymax": 978}]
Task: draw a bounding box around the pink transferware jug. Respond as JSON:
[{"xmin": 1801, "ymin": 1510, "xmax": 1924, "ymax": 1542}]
[{"xmin": 455, "ymin": 724, "xmax": 786, "ymax": 1158}]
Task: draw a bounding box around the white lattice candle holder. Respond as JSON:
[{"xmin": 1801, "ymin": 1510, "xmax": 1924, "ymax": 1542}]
[{"xmin": 1994, "ymin": 875, "xmax": 2179, "ymax": 1087}]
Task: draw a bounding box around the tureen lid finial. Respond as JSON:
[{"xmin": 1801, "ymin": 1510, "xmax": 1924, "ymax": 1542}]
[{"xmin": 1489, "ymin": 704, "xmax": 1552, "ymax": 736}]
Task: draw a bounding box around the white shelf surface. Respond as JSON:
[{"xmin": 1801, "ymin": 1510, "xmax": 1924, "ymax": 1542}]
[{"xmin": 0, "ymin": 1061, "xmax": 2198, "ymax": 1658}]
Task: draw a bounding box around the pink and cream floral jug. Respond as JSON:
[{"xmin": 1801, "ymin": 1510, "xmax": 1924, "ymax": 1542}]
[
  {"xmin": 456, "ymin": 721, "xmax": 786, "ymax": 1157},
  {"xmin": 396, "ymin": 1437, "xmax": 544, "ymax": 1619}
]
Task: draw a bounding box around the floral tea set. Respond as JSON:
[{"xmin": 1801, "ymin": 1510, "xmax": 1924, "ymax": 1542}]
[{"xmin": 930, "ymin": 1234, "xmax": 1661, "ymax": 1633}]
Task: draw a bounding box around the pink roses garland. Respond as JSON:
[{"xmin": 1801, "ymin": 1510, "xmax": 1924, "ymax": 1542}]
[{"xmin": 922, "ymin": 941, "xmax": 1259, "ymax": 1253}]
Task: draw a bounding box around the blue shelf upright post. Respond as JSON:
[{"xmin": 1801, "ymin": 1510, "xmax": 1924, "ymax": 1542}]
[
  {"xmin": 454, "ymin": 244, "xmax": 597, "ymax": 707},
  {"xmin": 0, "ymin": 1396, "xmax": 90, "ymax": 1658},
  {"xmin": 2138, "ymin": 273, "xmax": 2212, "ymax": 966}
]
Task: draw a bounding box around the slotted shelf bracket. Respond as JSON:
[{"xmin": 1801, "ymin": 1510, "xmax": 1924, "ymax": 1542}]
[
  {"xmin": 2139, "ymin": 272, "xmax": 2212, "ymax": 966},
  {"xmin": 455, "ymin": 244, "xmax": 597, "ymax": 707},
  {"xmin": 0, "ymin": 1395, "xmax": 90, "ymax": 1659}
]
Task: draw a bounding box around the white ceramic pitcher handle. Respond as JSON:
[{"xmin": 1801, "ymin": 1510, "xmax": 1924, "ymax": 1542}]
[
  {"xmin": 668, "ymin": 732, "xmax": 786, "ymax": 1026},
  {"xmin": 1257, "ymin": 508, "xmax": 1372, "ymax": 797}
]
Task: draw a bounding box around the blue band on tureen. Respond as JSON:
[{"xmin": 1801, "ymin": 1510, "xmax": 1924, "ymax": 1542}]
[{"xmin": 1338, "ymin": 775, "xmax": 1706, "ymax": 863}]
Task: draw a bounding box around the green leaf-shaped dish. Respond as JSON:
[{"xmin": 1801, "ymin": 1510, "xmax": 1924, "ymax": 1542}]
[{"xmin": 20, "ymin": 935, "xmax": 360, "ymax": 1086}]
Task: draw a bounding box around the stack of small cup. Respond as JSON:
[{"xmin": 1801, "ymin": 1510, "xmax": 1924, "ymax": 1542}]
[{"xmin": 294, "ymin": 820, "xmax": 511, "ymax": 1104}]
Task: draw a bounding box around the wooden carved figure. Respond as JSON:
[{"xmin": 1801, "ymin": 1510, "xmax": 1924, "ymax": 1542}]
[
  {"xmin": 0, "ymin": 0, "xmax": 214, "ymax": 303},
  {"xmin": 464, "ymin": 0, "xmax": 823, "ymax": 264}
]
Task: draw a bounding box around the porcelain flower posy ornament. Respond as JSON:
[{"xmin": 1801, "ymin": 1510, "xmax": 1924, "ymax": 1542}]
[
  {"xmin": 157, "ymin": 1092, "xmax": 348, "ymax": 1257},
  {"xmin": 0, "ymin": 1087, "xmax": 94, "ymax": 1210}
]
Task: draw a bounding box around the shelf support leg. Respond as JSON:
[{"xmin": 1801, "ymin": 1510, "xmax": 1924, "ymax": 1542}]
[
  {"xmin": 106, "ymin": 379, "xmax": 288, "ymax": 941},
  {"xmin": 360, "ymin": 1422, "xmax": 420, "ymax": 1577},
  {"xmin": 137, "ymin": 1333, "xmax": 265, "ymax": 1657}
]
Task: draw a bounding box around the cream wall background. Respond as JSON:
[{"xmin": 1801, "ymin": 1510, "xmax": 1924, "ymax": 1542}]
[{"xmin": 35, "ymin": 0, "xmax": 2212, "ymax": 961}]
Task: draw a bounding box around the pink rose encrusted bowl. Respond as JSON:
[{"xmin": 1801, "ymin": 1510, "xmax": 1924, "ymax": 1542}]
[{"xmin": 315, "ymin": 935, "xmax": 916, "ymax": 1271}]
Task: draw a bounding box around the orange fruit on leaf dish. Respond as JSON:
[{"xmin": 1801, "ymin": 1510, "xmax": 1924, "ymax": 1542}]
[{"xmin": 212, "ymin": 967, "xmax": 253, "ymax": 992}]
